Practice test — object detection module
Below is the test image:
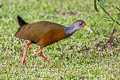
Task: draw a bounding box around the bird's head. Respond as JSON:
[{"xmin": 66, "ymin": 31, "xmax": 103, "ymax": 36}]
[{"xmin": 71, "ymin": 20, "xmax": 88, "ymax": 30}]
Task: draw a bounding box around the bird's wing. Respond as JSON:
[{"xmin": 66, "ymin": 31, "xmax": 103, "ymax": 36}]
[{"xmin": 15, "ymin": 21, "xmax": 65, "ymax": 43}]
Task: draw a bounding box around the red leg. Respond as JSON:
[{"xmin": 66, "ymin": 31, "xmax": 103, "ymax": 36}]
[
  {"xmin": 22, "ymin": 42, "xmax": 32, "ymax": 65},
  {"xmin": 38, "ymin": 48, "xmax": 50, "ymax": 64}
]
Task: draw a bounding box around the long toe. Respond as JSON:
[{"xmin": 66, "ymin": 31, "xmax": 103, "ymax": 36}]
[
  {"xmin": 47, "ymin": 60, "xmax": 50, "ymax": 64},
  {"xmin": 22, "ymin": 58, "xmax": 25, "ymax": 65},
  {"xmin": 38, "ymin": 52, "xmax": 50, "ymax": 64}
]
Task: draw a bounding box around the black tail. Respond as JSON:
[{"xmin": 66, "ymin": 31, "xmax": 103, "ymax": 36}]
[{"xmin": 17, "ymin": 15, "xmax": 27, "ymax": 27}]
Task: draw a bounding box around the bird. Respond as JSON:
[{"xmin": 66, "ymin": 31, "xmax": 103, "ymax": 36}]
[{"xmin": 15, "ymin": 15, "xmax": 88, "ymax": 65}]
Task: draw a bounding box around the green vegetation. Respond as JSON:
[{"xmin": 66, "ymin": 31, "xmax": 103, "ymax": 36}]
[{"xmin": 0, "ymin": 0, "xmax": 120, "ymax": 79}]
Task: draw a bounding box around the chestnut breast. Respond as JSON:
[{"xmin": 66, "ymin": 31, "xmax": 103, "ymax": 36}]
[{"xmin": 15, "ymin": 21, "xmax": 66, "ymax": 47}]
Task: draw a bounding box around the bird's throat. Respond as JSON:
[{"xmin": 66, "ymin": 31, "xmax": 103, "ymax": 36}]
[{"xmin": 64, "ymin": 26, "xmax": 76, "ymax": 37}]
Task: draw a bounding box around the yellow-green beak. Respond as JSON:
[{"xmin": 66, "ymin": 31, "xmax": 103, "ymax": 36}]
[
  {"xmin": 83, "ymin": 25, "xmax": 88, "ymax": 30},
  {"xmin": 83, "ymin": 25, "xmax": 93, "ymax": 33}
]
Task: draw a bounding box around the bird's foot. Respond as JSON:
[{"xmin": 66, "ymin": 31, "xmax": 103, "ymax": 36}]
[
  {"xmin": 22, "ymin": 58, "xmax": 25, "ymax": 65},
  {"xmin": 38, "ymin": 49, "xmax": 50, "ymax": 64},
  {"xmin": 22, "ymin": 42, "xmax": 31, "ymax": 65}
]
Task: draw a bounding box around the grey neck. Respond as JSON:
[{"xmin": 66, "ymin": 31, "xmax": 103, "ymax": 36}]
[{"xmin": 64, "ymin": 25, "xmax": 76, "ymax": 36}]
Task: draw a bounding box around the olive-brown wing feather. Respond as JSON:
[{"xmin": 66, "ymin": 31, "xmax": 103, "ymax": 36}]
[
  {"xmin": 15, "ymin": 21, "xmax": 65, "ymax": 43},
  {"xmin": 36, "ymin": 29, "xmax": 66, "ymax": 47}
]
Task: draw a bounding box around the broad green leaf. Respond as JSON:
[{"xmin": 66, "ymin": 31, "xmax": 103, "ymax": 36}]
[{"xmin": 98, "ymin": 0, "xmax": 104, "ymax": 8}]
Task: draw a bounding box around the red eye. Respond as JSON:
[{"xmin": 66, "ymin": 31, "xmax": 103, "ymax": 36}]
[{"xmin": 80, "ymin": 22, "xmax": 83, "ymax": 26}]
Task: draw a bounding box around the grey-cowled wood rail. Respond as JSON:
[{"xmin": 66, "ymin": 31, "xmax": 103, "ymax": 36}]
[{"xmin": 15, "ymin": 16, "xmax": 88, "ymax": 65}]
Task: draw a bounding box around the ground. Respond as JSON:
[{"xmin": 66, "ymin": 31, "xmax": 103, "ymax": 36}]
[{"xmin": 0, "ymin": 0, "xmax": 120, "ymax": 79}]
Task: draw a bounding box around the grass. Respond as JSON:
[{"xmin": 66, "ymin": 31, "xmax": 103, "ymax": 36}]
[{"xmin": 0, "ymin": 0, "xmax": 120, "ymax": 79}]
